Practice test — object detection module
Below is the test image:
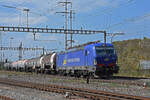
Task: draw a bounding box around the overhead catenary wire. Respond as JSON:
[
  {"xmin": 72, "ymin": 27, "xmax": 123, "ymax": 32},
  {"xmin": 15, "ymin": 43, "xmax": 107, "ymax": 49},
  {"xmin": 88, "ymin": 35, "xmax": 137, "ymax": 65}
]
[
  {"xmin": 87, "ymin": 0, "xmax": 136, "ymax": 17},
  {"xmin": 1, "ymin": 5, "xmax": 48, "ymax": 18},
  {"xmin": 106, "ymin": 12, "xmax": 150, "ymax": 30}
]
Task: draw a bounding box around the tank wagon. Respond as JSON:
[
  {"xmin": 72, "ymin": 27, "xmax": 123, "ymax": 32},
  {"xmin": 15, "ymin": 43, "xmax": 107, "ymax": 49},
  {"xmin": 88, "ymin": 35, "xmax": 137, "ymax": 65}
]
[
  {"xmin": 17, "ymin": 60, "xmax": 27, "ymax": 71},
  {"xmin": 56, "ymin": 42, "xmax": 119, "ymax": 77},
  {"xmin": 25, "ymin": 56, "xmax": 43, "ymax": 73},
  {"xmin": 4, "ymin": 62, "xmax": 11, "ymax": 70},
  {"xmin": 6, "ymin": 60, "xmax": 27, "ymax": 71},
  {"xmin": 41, "ymin": 53, "xmax": 56, "ymax": 74},
  {"xmin": 24, "ymin": 52, "xmax": 56, "ymax": 73}
]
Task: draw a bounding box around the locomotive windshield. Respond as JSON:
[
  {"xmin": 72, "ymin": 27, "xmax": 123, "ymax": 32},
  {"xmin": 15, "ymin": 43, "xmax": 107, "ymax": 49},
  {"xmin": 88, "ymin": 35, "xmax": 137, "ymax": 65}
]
[{"xmin": 95, "ymin": 46, "xmax": 115, "ymax": 55}]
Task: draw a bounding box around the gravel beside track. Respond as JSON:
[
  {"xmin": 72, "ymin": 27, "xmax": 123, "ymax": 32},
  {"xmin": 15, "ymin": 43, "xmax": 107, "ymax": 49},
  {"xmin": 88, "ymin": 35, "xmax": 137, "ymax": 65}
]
[
  {"xmin": 0, "ymin": 95, "xmax": 14, "ymax": 100},
  {"xmin": 0, "ymin": 78, "xmax": 149, "ymax": 100},
  {"xmin": 0, "ymin": 71, "xmax": 150, "ymax": 99},
  {"xmin": 0, "ymin": 83, "xmax": 85, "ymax": 100},
  {"xmin": 0, "ymin": 84, "xmax": 70, "ymax": 100}
]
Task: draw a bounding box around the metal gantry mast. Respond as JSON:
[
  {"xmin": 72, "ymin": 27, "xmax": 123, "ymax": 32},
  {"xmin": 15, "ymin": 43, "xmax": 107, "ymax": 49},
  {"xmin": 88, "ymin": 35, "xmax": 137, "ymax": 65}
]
[
  {"xmin": 23, "ymin": 9, "xmax": 30, "ymax": 27},
  {"xmin": 1, "ymin": 2, "xmax": 108, "ymax": 50},
  {"xmin": 0, "ymin": 25, "xmax": 107, "ymax": 49},
  {"xmin": 0, "ymin": 26, "xmax": 105, "ymax": 35},
  {"xmin": 69, "ymin": 4, "xmax": 75, "ymax": 48},
  {"xmin": 0, "ymin": 45, "xmax": 56, "ymax": 60},
  {"xmin": 57, "ymin": 0, "xmax": 72, "ymax": 50}
]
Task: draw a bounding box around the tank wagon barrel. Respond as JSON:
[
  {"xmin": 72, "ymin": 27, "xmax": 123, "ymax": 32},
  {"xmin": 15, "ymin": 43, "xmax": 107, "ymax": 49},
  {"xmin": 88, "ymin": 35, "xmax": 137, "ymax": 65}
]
[{"xmin": 41, "ymin": 53, "xmax": 56, "ymax": 74}]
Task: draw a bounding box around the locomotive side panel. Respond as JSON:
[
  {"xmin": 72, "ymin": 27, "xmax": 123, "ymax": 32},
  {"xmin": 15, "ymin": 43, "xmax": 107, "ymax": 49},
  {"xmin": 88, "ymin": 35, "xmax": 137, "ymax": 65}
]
[
  {"xmin": 56, "ymin": 49, "xmax": 96, "ymax": 76},
  {"xmin": 56, "ymin": 42, "xmax": 119, "ymax": 77},
  {"xmin": 56, "ymin": 50, "xmax": 85, "ymax": 69}
]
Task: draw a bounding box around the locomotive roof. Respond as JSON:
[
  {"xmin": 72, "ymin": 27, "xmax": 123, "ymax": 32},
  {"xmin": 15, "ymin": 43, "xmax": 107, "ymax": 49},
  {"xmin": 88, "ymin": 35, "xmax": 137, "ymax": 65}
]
[
  {"xmin": 89, "ymin": 42, "xmax": 114, "ymax": 47},
  {"xmin": 59, "ymin": 42, "xmax": 114, "ymax": 54}
]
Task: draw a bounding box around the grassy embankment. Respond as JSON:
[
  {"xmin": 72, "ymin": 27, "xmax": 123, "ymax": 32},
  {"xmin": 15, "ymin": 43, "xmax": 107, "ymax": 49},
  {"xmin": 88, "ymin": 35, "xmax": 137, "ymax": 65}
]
[{"xmin": 113, "ymin": 37, "xmax": 150, "ymax": 77}]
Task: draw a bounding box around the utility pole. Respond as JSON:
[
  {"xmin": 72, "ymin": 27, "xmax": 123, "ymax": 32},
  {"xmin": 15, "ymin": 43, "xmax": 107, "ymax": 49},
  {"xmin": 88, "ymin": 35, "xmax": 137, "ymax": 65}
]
[
  {"xmin": 66, "ymin": 6, "xmax": 75, "ymax": 48},
  {"xmin": 70, "ymin": 10, "xmax": 73, "ymax": 47},
  {"xmin": 10, "ymin": 37, "xmax": 14, "ymax": 47},
  {"xmin": 0, "ymin": 32, "xmax": 2, "ymax": 47},
  {"xmin": 57, "ymin": 0, "xmax": 72, "ymax": 50},
  {"xmin": 19, "ymin": 42, "xmax": 23, "ymax": 60},
  {"xmin": 69, "ymin": 7, "xmax": 75, "ymax": 48},
  {"xmin": 23, "ymin": 9, "xmax": 30, "ymax": 27},
  {"xmin": 104, "ymin": 31, "xmax": 107, "ymax": 44},
  {"xmin": 0, "ymin": 32, "xmax": 2, "ymax": 62},
  {"xmin": 65, "ymin": 0, "xmax": 68, "ymax": 50},
  {"xmin": 9, "ymin": 37, "xmax": 14, "ymax": 61}
]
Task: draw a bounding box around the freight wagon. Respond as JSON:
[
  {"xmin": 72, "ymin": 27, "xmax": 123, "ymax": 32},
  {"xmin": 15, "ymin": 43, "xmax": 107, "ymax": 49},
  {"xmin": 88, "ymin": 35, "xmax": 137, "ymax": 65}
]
[{"xmin": 4, "ymin": 42, "xmax": 119, "ymax": 78}]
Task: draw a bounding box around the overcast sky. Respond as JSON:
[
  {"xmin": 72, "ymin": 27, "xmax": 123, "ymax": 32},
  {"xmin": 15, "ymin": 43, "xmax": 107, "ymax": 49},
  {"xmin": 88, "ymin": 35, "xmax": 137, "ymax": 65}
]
[{"xmin": 0, "ymin": 0, "xmax": 150, "ymax": 61}]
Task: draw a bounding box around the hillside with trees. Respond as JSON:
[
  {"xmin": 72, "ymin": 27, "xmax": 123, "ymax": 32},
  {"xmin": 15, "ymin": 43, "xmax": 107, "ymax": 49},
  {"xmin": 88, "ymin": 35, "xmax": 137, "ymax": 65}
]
[{"xmin": 113, "ymin": 37, "xmax": 150, "ymax": 77}]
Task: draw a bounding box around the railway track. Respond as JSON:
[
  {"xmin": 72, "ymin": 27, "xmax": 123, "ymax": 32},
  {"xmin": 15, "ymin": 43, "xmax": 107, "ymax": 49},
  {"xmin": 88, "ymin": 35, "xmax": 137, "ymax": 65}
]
[
  {"xmin": 0, "ymin": 78, "xmax": 149, "ymax": 100},
  {"xmin": 67, "ymin": 75, "xmax": 150, "ymax": 87},
  {"xmin": 90, "ymin": 78, "xmax": 150, "ymax": 88},
  {"xmin": 1, "ymin": 71, "xmax": 150, "ymax": 88},
  {"xmin": 47, "ymin": 75, "xmax": 150, "ymax": 88},
  {"xmin": 0, "ymin": 95, "xmax": 14, "ymax": 100}
]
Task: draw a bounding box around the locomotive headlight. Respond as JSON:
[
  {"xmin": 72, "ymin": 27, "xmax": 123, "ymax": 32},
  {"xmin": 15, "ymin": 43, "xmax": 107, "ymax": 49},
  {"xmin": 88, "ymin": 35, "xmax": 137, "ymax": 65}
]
[
  {"xmin": 104, "ymin": 58, "xmax": 109, "ymax": 61},
  {"xmin": 94, "ymin": 59, "xmax": 97, "ymax": 65}
]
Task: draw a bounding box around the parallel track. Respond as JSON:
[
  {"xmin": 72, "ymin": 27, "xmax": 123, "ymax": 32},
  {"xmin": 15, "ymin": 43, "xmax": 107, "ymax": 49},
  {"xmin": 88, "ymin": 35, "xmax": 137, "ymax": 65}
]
[
  {"xmin": 90, "ymin": 78, "xmax": 150, "ymax": 87},
  {"xmin": 1, "ymin": 71, "xmax": 150, "ymax": 88},
  {"xmin": 0, "ymin": 78, "xmax": 149, "ymax": 100},
  {"xmin": 66, "ymin": 75, "xmax": 150, "ymax": 87},
  {"xmin": 47, "ymin": 75, "xmax": 150, "ymax": 88},
  {"xmin": 0, "ymin": 96, "xmax": 14, "ymax": 100}
]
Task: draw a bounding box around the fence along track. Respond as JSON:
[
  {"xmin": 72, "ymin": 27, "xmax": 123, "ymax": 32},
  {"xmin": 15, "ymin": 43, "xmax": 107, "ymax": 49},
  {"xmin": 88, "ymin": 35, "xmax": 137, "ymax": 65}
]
[
  {"xmin": 0, "ymin": 78, "xmax": 149, "ymax": 100},
  {"xmin": 0, "ymin": 96, "xmax": 14, "ymax": 100}
]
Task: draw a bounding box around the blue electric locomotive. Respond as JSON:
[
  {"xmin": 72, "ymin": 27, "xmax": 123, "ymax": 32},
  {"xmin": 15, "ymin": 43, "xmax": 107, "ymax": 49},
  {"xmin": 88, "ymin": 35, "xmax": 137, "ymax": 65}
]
[{"xmin": 56, "ymin": 42, "xmax": 119, "ymax": 77}]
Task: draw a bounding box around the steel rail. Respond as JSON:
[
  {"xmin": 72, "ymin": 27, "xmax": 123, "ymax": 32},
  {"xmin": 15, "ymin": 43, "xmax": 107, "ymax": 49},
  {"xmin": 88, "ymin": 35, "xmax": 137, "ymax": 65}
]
[
  {"xmin": 0, "ymin": 78, "xmax": 149, "ymax": 100},
  {"xmin": 0, "ymin": 95, "xmax": 14, "ymax": 100},
  {"xmin": 90, "ymin": 78, "xmax": 149, "ymax": 87}
]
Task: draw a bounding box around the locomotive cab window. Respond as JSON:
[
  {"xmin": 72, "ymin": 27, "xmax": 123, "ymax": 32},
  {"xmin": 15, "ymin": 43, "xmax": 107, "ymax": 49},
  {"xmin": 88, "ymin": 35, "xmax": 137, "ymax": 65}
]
[{"xmin": 95, "ymin": 46, "xmax": 115, "ymax": 55}]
